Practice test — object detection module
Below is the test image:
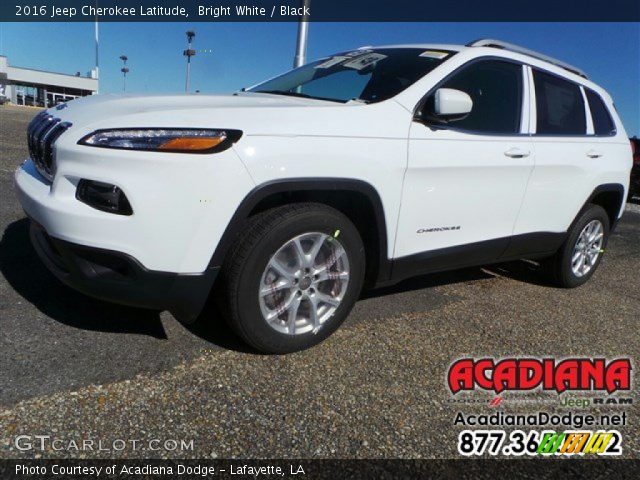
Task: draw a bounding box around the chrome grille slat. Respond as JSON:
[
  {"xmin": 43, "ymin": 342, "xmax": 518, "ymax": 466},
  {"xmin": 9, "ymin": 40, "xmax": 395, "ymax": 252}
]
[
  {"xmin": 43, "ymin": 122, "xmax": 71, "ymax": 174},
  {"xmin": 30, "ymin": 115, "xmax": 53, "ymax": 171},
  {"xmin": 26, "ymin": 112, "xmax": 72, "ymax": 182},
  {"xmin": 34, "ymin": 117, "xmax": 54, "ymax": 163},
  {"xmin": 27, "ymin": 112, "xmax": 49, "ymax": 161}
]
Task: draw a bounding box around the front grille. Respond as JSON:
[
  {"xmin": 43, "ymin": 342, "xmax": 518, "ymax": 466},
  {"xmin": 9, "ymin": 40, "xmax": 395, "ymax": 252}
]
[{"xmin": 27, "ymin": 111, "xmax": 72, "ymax": 181}]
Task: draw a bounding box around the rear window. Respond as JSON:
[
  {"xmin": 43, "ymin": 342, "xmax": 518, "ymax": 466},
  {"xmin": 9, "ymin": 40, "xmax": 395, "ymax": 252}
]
[
  {"xmin": 585, "ymin": 89, "xmax": 616, "ymax": 136},
  {"xmin": 533, "ymin": 69, "xmax": 586, "ymax": 135}
]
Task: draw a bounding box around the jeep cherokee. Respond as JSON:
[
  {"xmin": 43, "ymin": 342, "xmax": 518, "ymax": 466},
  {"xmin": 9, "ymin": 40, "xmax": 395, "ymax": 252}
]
[{"xmin": 15, "ymin": 39, "xmax": 633, "ymax": 353}]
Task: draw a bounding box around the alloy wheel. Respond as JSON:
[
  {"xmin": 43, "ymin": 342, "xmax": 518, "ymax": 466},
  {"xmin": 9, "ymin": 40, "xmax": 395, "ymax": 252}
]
[
  {"xmin": 571, "ymin": 219, "xmax": 604, "ymax": 278},
  {"xmin": 258, "ymin": 232, "xmax": 350, "ymax": 335}
]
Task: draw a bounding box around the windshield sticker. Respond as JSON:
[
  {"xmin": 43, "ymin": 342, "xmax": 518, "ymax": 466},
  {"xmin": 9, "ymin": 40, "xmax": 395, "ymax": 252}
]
[
  {"xmin": 343, "ymin": 53, "xmax": 388, "ymax": 70},
  {"xmin": 420, "ymin": 50, "xmax": 450, "ymax": 59},
  {"xmin": 345, "ymin": 49, "xmax": 372, "ymax": 57},
  {"xmin": 315, "ymin": 56, "xmax": 350, "ymax": 69}
]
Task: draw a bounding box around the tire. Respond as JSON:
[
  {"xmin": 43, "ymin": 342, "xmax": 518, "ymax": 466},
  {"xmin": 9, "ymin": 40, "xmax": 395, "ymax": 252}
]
[
  {"xmin": 219, "ymin": 203, "xmax": 365, "ymax": 354},
  {"xmin": 545, "ymin": 204, "xmax": 610, "ymax": 288}
]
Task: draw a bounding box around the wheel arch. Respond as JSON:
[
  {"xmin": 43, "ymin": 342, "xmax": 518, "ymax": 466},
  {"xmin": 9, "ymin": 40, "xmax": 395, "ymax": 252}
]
[
  {"xmin": 583, "ymin": 183, "xmax": 626, "ymax": 232},
  {"xmin": 209, "ymin": 178, "xmax": 391, "ymax": 287}
]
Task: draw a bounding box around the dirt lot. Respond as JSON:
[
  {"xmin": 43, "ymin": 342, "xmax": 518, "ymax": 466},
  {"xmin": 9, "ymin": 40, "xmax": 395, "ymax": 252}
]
[{"xmin": 1, "ymin": 105, "xmax": 638, "ymax": 459}]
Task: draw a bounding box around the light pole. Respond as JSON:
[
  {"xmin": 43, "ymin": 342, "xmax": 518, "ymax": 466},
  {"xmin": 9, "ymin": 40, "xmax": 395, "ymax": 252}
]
[
  {"xmin": 94, "ymin": 20, "xmax": 99, "ymax": 93},
  {"xmin": 120, "ymin": 55, "xmax": 129, "ymax": 92},
  {"xmin": 293, "ymin": 0, "xmax": 311, "ymax": 68},
  {"xmin": 184, "ymin": 30, "xmax": 196, "ymax": 93},
  {"xmin": 94, "ymin": 1, "xmax": 99, "ymax": 93}
]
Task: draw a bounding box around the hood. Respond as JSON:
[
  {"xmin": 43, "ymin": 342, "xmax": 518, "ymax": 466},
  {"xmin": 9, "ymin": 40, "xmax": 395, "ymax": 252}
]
[
  {"xmin": 51, "ymin": 92, "xmax": 335, "ymax": 126},
  {"xmin": 47, "ymin": 92, "xmax": 408, "ymax": 139}
]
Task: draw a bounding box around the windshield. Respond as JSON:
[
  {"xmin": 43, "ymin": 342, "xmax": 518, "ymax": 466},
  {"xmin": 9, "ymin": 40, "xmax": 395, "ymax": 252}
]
[{"xmin": 247, "ymin": 48, "xmax": 453, "ymax": 104}]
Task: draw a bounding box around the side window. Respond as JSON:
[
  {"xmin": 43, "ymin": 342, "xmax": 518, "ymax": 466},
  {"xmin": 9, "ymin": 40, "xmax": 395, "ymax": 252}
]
[
  {"xmin": 426, "ymin": 60, "xmax": 522, "ymax": 134},
  {"xmin": 585, "ymin": 89, "xmax": 616, "ymax": 136},
  {"xmin": 533, "ymin": 70, "xmax": 586, "ymax": 135}
]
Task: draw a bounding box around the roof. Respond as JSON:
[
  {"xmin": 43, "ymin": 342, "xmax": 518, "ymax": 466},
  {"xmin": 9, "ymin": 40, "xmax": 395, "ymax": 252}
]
[
  {"xmin": 361, "ymin": 44, "xmax": 463, "ymax": 52},
  {"xmin": 363, "ymin": 39, "xmax": 587, "ymax": 79}
]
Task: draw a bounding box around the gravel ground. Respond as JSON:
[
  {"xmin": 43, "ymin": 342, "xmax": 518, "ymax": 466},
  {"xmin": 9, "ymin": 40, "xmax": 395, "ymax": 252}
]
[{"xmin": 0, "ymin": 105, "xmax": 638, "ymax": 459}]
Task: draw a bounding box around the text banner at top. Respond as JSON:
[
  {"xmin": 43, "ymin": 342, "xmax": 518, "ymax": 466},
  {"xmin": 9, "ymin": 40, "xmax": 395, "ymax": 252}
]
[{"xmin": 2, "ymin": 0, "xmax": 640, "ymax": 22}]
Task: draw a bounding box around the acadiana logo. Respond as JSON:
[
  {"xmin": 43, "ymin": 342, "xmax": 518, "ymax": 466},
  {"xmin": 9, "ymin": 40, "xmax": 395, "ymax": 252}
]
[{"xmin": 448, "ymin": 358, "xmax": 631, "ymax": 395}]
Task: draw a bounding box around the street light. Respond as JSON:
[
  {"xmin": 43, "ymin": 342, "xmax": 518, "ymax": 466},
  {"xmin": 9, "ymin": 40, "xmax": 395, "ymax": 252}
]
[
  {"xmin": 120, "ymin": 55, "xmax": 129, "ymax": 92},
  {"xmin": 184, "ymin": 30, "xmax": 196, "ymax": 93}
]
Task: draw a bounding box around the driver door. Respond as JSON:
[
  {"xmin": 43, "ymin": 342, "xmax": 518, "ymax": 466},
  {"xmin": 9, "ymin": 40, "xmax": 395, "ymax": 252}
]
[{"xmin": 395, "ymin": 59, "xmax": 534, "ymax": 268}]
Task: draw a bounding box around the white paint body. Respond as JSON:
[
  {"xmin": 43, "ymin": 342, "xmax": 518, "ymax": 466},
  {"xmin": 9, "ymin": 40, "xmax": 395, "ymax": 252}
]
[{"xmin": 15, "ymin": 44, "xmax": 632, "ymax": 275}]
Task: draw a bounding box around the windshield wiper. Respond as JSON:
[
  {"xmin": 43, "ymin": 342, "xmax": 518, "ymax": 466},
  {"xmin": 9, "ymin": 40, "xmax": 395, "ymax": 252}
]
[
  {"xmin": 348, "ymin": 97, "xmax": 371, "ymax": 104},
  {"xmin": 252, "ymin": 90, "xmax": 345, "ymax": 103}
]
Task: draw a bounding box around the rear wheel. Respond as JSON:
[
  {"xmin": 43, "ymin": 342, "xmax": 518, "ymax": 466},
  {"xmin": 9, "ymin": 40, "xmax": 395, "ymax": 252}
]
[
  {"xmin": 219, "ymin": 203, "xmax": 365, "ymax": 353},
  {"xmin": 545, "ymin": 204, "xmax": 609, "ymax": 288}
]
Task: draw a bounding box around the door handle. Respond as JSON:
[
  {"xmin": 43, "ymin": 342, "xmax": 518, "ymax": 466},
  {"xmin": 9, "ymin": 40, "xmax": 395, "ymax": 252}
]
[
  {"xmin": 586, "ymin": 149, "xmax": 603, "ymax": 158},
  {"xmin": 504, "ymin": 148, "xmax": 530, "ymax": 158}
]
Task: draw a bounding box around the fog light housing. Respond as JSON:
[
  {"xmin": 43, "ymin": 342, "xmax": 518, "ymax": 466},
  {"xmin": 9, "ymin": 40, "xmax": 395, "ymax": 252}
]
[{"xmin": 76, "ymin": 179, "xmax": 133, "ymax": 216}]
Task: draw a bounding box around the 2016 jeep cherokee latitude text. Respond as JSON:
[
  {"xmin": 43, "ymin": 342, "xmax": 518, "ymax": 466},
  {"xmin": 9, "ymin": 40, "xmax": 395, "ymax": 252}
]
[{"xmin": 15, "ymin": 39, "xmax": 633, "ymax": 353}]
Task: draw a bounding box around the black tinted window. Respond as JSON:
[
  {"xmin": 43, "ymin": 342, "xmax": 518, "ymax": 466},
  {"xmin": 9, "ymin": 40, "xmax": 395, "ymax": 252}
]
[
  {"xmin": 534, "ymin": 70, "xmax": 585, "ymax": 135},
  {"xmin": 585, "ymin": 89, "xmax": 616, "ymax": 136},
  {"xmin": 429, "ymin": 60, "xmax": 522, "ymax": 134}
]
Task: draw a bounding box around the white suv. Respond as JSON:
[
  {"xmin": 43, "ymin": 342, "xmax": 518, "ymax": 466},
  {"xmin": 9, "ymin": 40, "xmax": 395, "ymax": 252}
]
[{"xmin": 15, "ymin": 39, "xmax": 633, "ymax": 353}]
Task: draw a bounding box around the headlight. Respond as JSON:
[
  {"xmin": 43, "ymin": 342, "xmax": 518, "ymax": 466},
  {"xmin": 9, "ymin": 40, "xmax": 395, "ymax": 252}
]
[{"xmin": 78, "ymin": 128, "xmax": 242, "ymax": 153}]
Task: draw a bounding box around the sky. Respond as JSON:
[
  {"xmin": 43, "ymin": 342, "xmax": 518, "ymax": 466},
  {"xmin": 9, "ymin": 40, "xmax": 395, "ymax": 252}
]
[{"xmin": 1, "ymin": 22, "xmax": 638, "ymax": 135}]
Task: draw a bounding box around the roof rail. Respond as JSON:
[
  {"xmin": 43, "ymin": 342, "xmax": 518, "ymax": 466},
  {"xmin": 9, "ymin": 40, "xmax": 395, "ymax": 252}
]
[{"xmin": 466, "ymin": 38, "xmax": 587, "ymax": 79}]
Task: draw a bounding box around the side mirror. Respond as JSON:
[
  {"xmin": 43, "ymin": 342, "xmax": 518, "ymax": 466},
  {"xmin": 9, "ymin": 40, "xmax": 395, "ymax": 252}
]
[
  {"xmin": 415, "ymin": 88, "xmax": 474, "ymax": 126},
  {"xmin": 433, "ymin": 88, "xmax": 473, "ymax": 121}
]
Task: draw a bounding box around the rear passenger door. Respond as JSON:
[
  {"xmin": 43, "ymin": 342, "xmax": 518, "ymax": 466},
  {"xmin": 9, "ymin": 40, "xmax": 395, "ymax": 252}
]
[{"xmin": 512, "ymin": 68, "xmax": 617, "ymax": 236}]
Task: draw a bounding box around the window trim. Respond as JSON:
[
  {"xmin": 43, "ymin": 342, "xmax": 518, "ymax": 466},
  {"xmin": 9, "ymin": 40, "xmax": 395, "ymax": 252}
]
[
  {"xmin": 520, "ymin": 64, "xmax": 531, "ymax": 134},
  {"xmin": 580, "ymin": 86, "xmax": 595, "ymax": 135},
  {"xmin": 413, "ymin": 56, "xmax": 527, "ymax": 137},
  {"xmin": 525, "ymin": 65, "xmax": 537, "ymax": 135}
]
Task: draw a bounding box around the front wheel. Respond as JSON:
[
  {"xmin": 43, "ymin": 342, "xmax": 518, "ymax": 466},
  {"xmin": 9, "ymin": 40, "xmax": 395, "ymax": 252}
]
[
  {"xmin": 545, "ymin": 204, "xmax": 610, "ymax": 288},
  {"xmin": 219, "ymin": 203, "xmax": 365, "ymax": 353}
]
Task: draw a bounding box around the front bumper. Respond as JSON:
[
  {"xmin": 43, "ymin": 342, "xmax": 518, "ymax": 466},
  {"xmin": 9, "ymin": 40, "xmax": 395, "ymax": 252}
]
[
  {"xmin": 29, "ymin": 220, "xmax": 218, "ymax": 322},
  {"xmin": 14, "ymin": 135, "xmax": 254, "ymax": 273}
]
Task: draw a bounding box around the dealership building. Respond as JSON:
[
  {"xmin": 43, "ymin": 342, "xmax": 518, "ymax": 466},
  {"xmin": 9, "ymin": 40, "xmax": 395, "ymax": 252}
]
[{"xmin": 0, "ymin": 55, "xmax": 98, "ymax": 107}]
